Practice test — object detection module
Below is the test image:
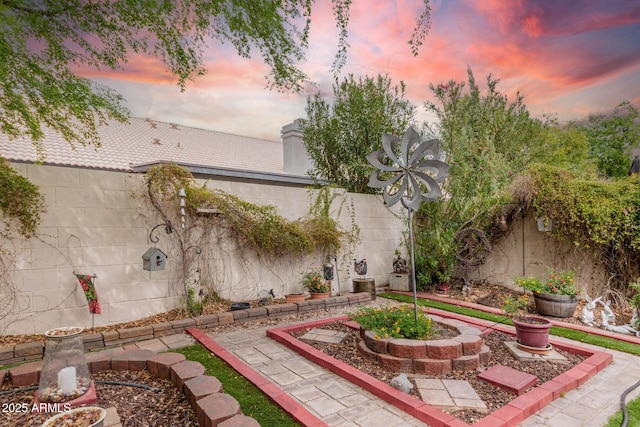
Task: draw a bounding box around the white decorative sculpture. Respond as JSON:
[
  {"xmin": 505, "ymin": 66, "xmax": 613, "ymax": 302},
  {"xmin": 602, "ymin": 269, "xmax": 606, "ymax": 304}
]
[
  {"xmin": 581, "ymin": 295, "xmax": 602, "ymax": 326},
  {"xmin": 598, "ymin": 298, "xmax": 639, "ymax": 336}
]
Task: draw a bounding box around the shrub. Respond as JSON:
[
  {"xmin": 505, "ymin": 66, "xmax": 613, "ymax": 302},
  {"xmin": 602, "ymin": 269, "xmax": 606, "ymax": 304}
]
[{"xmin": 349, "ymin": 305, "xmax": 432, "ymax": 340}]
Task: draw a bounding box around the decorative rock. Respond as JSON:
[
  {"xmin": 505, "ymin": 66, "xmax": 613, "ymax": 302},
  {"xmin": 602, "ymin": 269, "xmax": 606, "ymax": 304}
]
[{"xmin": 390, "ymin": 373, "xmax": 413, "ymax": 393}]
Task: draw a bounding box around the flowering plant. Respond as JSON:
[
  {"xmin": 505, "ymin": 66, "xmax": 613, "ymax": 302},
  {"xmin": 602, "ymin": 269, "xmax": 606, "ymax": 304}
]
[
  {"xmin": 515, "ymin": 269, "xmax": 580, "ymax": 297},
  {"xmin": 300, "ymin": 269, "xmax": 328, "ymax": 293},
  {"xmin": 501, "ymin": 295, "xmax": 532, "ymax": 318},
  {"xmin": 349, "ymin": 305, "xmax": 432, "ymax": 340}
]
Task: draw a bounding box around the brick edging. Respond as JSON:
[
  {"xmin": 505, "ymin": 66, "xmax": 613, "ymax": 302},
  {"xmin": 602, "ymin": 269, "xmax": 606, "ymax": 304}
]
[
  {"xmin": 5, "ymin": 349, "xmax": 259, "ymax": 427},
  {"xmin": 0, "ymin": 293, "xmax": 372, "ymax": 367},
  {"xmin": 267, "ymin": 314, "xmax": 613, "ymax": 427},
  {"xmin": 187, "ymin": 328, "xmax": 328, "ymax": 427}
]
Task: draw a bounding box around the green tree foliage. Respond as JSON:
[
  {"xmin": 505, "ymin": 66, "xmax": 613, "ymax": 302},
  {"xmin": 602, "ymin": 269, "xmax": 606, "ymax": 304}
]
[
  {"xmin": 414, "ymin": 68, "xmax": 549, "ymax": 286},
  {"xmin": 579, "ymin": 101, "xmax": 640, "ymax": 178},
  {"xmin": 0, "ymin": 0, "xmax": 432, "ymax": 152},
  {"xmin": 532, "ymin": 122, "xmax": 597, "ymax": 179},
  {"xmin": 301, "ymin": 74, "xmax": 417, "ymax": 193}
]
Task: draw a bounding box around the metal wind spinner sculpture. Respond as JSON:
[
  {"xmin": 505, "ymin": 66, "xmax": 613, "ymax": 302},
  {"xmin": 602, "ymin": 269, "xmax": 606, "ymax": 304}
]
[{"xmin": 367, "ymin": 127, "xmax": 449, "ymax": 320}]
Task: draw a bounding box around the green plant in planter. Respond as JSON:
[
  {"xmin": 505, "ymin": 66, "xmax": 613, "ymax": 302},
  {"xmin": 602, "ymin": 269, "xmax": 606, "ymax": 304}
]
[
  {"xmin": 515, "ymin": 269, "xmax": 580, "ymax": 297},
  {"xmin": 300, "ymin": 269, "xmax": 328, "ymax": 293},
  {"xmin": 349, "ymin": 305, "xmax": 432, "ymax": 340},
  {"xmin": 501, "ymin": 294, "xmax": 533, "ymax": 319}
]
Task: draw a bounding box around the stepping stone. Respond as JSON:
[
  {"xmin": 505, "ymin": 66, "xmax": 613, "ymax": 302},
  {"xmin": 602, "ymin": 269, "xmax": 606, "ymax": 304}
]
[
  {"xmin": 478, "ymin": 365, "xmax": 537, "ymax": 395},
  {"xmin": 414, "ymin": 378, "xmax": 487, "ymax": 412},
  {"xmin": 504, "ymin": 341, "xmax": 568, "ymax": 362},
  {"xmin": 299, "ymin": 328, "xmax": 348, "ymax": 345}
]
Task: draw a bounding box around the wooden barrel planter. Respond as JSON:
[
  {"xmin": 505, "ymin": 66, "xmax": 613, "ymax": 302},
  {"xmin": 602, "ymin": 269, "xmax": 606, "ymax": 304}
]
[
  {"xmin": 353, "ymin": 278, "xmax": 376, "ymax": 300},
  {"xmin": 534, "ymin": 293, "xmax": 578, "ymax": 318}
]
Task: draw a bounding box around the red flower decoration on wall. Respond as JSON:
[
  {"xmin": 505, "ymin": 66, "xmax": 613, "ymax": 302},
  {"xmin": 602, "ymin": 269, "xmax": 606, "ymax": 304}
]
[{"xmin": 76, "ymin": 274, "xmax": 101, "ymax": 314}]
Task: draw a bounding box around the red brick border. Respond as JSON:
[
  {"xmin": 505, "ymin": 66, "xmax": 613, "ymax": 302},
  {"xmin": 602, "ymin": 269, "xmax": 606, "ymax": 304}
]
[
  {"xmin": 4, "ymin": 350, "xmax": 258, "ymax": 427},
  {"xmin": 265, "ymin": 313, "xmax": 612, "ymax": 427},
  {"xmin": 186, "ymin": 328, "xmax": 328, "ymax": 427}
]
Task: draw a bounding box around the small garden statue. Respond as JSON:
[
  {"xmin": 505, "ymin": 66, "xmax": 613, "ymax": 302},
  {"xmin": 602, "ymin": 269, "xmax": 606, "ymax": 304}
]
[
  {"xmin": 393, "ymin": 256, "xmax": 408, "ymax": 274},
  {"xmin": 581, "ymin": 295, "xmax": 602, "ymax": 326},
  {"xmin": 581, "ymin": 293, "xmax": 640, "ymax": 336},
  {"xmin": 354, "ymin": 258, "xmax": 367, "ymax": 277}
]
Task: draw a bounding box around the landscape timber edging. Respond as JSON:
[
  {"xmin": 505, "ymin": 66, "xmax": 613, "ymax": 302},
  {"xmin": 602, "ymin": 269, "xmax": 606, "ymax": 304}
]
[{"xmin": 0, "ymin": 292, "xmax": 372, "ymax": 367}]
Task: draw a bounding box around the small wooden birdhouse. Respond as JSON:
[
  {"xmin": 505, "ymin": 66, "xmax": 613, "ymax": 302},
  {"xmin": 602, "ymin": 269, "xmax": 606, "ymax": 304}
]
[{"xmin": 142, "ymin": 248, "xmax": 167, "ymax": 271}]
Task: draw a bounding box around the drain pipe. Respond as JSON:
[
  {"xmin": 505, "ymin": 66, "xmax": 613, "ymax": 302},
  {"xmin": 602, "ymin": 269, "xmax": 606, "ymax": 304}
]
[{"xmin": 620, "ymin": 378, "xmax": 640, "ymax": 427}]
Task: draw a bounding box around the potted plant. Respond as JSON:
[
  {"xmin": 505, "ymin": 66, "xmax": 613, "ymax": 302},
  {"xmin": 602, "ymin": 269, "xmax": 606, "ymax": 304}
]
[
  {"xmin": 301, "ymin": 269, "xmax": 330, "ymax": 299},
  {"xmin": 515, "ymin": 269, "xmax": 580, "ymax": 317},
  {"xmin": 502, "ymin": 294, "xmax": 552, "ymax": 349}
]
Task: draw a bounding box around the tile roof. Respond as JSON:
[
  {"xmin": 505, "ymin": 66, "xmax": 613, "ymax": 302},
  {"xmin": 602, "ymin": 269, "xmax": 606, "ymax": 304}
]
[{"xmin": 0, "ymin": 117, "xmax": 284, "ymax": 174}]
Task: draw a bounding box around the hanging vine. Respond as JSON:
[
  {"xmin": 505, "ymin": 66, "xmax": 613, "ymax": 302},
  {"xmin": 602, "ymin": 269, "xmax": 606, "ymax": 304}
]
[
  {"xmin": 143, "ymin": 164, "xmax": 359, "ymax": 313},
  {"xmin": 514, "ymin": 163, "xmax": 640, "ymax": 291}
]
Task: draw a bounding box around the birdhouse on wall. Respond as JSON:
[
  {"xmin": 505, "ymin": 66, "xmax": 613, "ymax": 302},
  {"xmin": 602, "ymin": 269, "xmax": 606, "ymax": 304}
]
[{"xmin": 142, "ymin": 248, "xmax": 167, "ymax": 271}]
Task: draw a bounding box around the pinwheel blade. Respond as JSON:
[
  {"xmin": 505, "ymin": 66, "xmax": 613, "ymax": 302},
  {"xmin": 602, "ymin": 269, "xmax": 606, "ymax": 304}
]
[
  {"xmin": 382, "ymin": 175, "xmax": 407, "ymax": 207},
  {"xmin": 408, "ymin": 138, "xmax": 440, "ymax": 166},
  {"xmin": 381, "ymin": 133, "xmax": 403, "ymax": 166},
  {"xmin": 368, "ymin": 170, "xmax": 403, "ymax": 189},
  {"xmin": 400, "ymin": 128, "xmax": 422, "ymax": 168},
  {"xmin": 366, "ymin": 151, "xmax": 402, "ymax": 173}
]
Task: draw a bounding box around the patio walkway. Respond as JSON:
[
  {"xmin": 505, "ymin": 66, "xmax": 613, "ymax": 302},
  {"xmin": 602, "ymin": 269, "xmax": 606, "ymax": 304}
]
[{"xmin": 183, "ymin": 310, "xmax": 640, "ymax": 427}]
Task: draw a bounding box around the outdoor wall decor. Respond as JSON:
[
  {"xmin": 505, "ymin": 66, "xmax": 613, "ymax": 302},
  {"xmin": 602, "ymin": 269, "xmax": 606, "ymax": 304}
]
[{"xmin": 142, "ymin": 247, "xmax": 167, "ymax": 271}]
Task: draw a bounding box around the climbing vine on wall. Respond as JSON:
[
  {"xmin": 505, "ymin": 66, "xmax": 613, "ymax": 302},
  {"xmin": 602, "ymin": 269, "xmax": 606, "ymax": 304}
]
[
  {"xmin": 0, "ymin": 158, "xmax": 45, "ymax": 239},
  {"xmin": 516, "ymin": 163, "xmax": 640, "ymax": 290},
  {"xmin": 144, "ymin": 163, "xmax": 358, "ymax": 259}
]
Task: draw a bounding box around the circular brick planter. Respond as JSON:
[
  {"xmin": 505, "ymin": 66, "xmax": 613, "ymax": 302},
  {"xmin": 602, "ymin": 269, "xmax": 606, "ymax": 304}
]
[{"xmin": 356, "ymin": 316, "xmax": 490, "ymax": 374}]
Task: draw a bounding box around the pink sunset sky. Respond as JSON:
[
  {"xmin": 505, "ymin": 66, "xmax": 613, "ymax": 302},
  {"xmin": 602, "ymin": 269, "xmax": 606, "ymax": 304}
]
[{"xmin": 87, "ymin": 0, "xmax": 640, "ymax": 142}]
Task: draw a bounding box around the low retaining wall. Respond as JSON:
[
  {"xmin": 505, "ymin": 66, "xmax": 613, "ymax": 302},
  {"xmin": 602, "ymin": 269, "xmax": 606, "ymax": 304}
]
[
  {"xmin": 356, "ymin": 315, "xmax": 490, "ymax": 374},
  {"xmin": 4, "ymin": 349, "xmax": 259, "ymax": 427},
  {"xmin": 0, "ymin": 293, "xmax": 372, "ymax": 366}
]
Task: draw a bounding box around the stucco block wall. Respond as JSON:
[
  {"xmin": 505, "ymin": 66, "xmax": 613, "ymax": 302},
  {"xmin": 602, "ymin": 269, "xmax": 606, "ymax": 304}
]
[
  {"xmin": 2, "ymin": 163, "xmax": 405, "ymax": 334},
  {"xmin": 468, "ymin": 214, "xmax": 607, "ymax": 295}
]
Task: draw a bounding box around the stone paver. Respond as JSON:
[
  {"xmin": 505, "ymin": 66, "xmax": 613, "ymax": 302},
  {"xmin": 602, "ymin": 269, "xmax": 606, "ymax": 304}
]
[
  {"xmin": 504, "ymin": 341, "xmax": 568, "ymax": 362},
  {"xmin": 211, "ymin": 326, "xmax": 430, "ymax": 426},
  {"xmin": 478, "ymin": 364, "xmax": 538, "ymax": 395},
  {"xmin": 300, "ymin": 328, "xmax": 349, "ymax": 345},
  {"xmin": 517, "ymin": 336, "xmax": 640, "ymax": 427}
]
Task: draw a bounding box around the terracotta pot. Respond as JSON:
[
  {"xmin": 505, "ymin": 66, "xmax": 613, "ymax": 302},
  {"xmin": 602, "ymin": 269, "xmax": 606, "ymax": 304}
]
[
  {"xmin": 534, "ymin": 293, "xmax": 577, "ymax": 318},
  {"xmin": 285, "ymin": 294, "xmax": 305, "ymax": 303},
  {"xmin": 512, "ymin": 316, "xmax": 552, "ymax": 348},
  {"xmin": 309, "ymin": 292, "xmax": 330, "ymax": 299}
]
